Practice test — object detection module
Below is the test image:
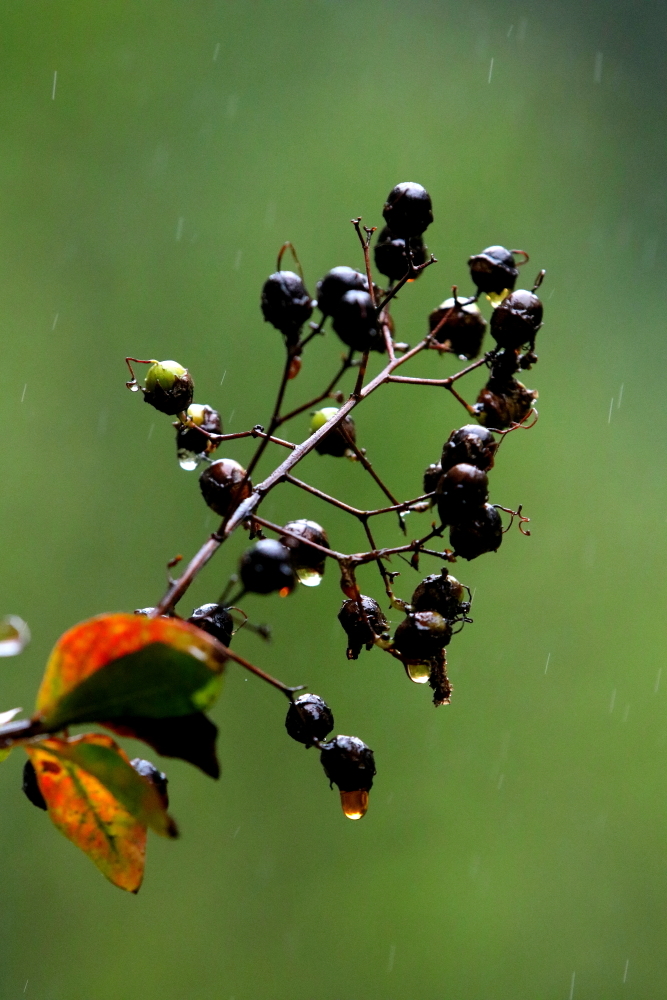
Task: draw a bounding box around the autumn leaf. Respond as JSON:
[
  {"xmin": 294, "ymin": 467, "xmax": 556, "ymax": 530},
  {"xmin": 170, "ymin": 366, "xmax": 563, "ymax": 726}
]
[
  {"xmin": 25, "ymin": 733, "xmax": 178, "ymax": 892},
  {"xmin": 34, "ymin": 613, "xmax": 227, "ymax": 732}
]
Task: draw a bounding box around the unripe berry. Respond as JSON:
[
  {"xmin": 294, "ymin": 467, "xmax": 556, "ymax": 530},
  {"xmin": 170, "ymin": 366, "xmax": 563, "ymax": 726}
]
[
  {"xmin": 279, "ymin": 519, "xmax": 330, "ymax": 586},
  {"xmin": 285, "ymin": 693, "xmax": 334, "ymax": 745},
  {"xmin": 411, "ymin": 570, "xmax": 468, "ymax": 619},
  {"xmin": 449, "ymin": 503, "xmax": 503, "ymax": 559},
  {"xmin": 436, "ymin": 463, "xmax": 489, "ymax": 526},
  {"xmin": 144, "ymin": 360, "xmax": 194, "ymax": 415},
  {"xmin": 338, "ymin": 595, "xmax": 388, "ymax": 660},
  {"xmin": 441, "ymin": 425, "xmax": 497, "ymax": 474},
  {"xmin": 176, "ymin": 403, "xmax": 222, "ymax": 470},
  {"xmin": 316, "ymin": 266, "xmax": 368, "ymax": 317},
  {"xmin": 429, "ymin": 298, "xmax": 487, "ymax": 359},
  {"xmin": 468, "ymin": 246, "xmax": 519, "ymax": 296},
  {"xmin": 22, "ymin": 759, "xmax": 46, "ymax": 811},
  {"xmin": 320, "ymin": 735, "xmax": 376, "ymax": 819},
  {"xmin": 188, "ymin": 603, "xmax": 234, "ymax": 647},
  {"xmin": 261, "ymin": 270, "xmax": 313, "ymax": 340},
  {"xmin": 382, "ymin": 182, "xmax": 433, "ymax": 238},
  {"xmin": 239, "ymin": 539, "xmax": 296, "ymax": 595},
  {"xmin": 199, "ymin": 459, "xmax": 252, "ymax": 517},
  {"xmin": 130, "ymin": 758, "xmax": 169, "ymax": 808},
  {"xmin": 393, "ymin": 611, "xmax": 452, "ymax": 661},
  {"xmin": 474, "ymin": 377, "xmax": 537, "ymax": 429},
  {"xmin": 374, "ymin": 226, "xmax": 426, "ymax": 281},
  {"xmin": 332, "ymin": 290, "xmax": 385, "ymax": 353},
  {"xmin": 310, "ymin": 407, "xmax": 356, "ymax": 458},
  {"xmin": 490, "ymin": 289, "xmax": 543, "ymax": 350}
]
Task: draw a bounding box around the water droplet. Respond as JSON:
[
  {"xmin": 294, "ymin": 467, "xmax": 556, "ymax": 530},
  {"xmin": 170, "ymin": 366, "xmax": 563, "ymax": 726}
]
[
  {"xmin": 0, "ymin": 616, "xmax": 30, "ymax": 657},
  {"xmin": 296, "ymin": 567, "xmax": 323, "ymax": 588},
  {"xmin": 130, "ymin": 383, "xmax": 140, "ymax": 392},
  {"xmin": 178, "ymin": 449, "xmax": 200, "ymax": 471},
  {"xmin": 407, "ymin": 663, "xmax": 431, "ymax": 684},
  {"xmin": 340, "ymin": 788, "xmax": 368, "ymax": 820}
]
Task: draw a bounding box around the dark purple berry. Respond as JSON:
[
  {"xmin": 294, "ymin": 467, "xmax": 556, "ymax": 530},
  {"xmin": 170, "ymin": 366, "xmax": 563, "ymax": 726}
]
[
  {"xmin": 188, "ymin": 603, "xmax": 234, "ymax": 647},
  {"xmin": 441, "ymin": 425, "xmax": 497, "ymax": 474},
  {"xmin": 285, "ymin": 693, "xmax": 334, "ymax": 745},
  {"xmin": 474, "ymin": 378, "xmax": 537, "ymax": 429},
  {"xmin": 239, "ymin": 539, "xmax": 296, "ymax": 595},
  {"xmin": 490, "ymin": 289, "xmax": 543, "ymax": 350},
  {"xmin": 393, "ymin": 611, "xmax": 452, "ymax": 661},
  {"xmin": 338, "ymin": 596, "xmax": 388, "ymax": 660},
  {"xmin": 382, "ymin": 182, "xmax": 433, "ymax": 238},
  {"xmin": 374, "ymin": 226, "xmax": 426, "ymax": 281},
  {"xmin": 199, "ymin": 459, "xmax": 252, "ymax": 517},
  {"xmin": 316, "ymin": 266, "xmax": 368, "ymax": 317},
  {"xmin": 436, "ymin": 463, "xmax": 489, "ymax": 526},
  {"xmin": 261, "ymin": 271, "xmax": 313, "ymax": 338},
  {"xmin": 468, "ymin": 246, "xmax": 519, "ymax": 295},
  {"xmin": 423, "ymin": 462, "xmax": 442, "ymax": 495},
  {"xmin": 449, "ymin": 504, "xmax": 503, "ymax": 559},
  {"xmin": 320, "ymin": 735, "xmax": 376, "ymax": 792},
  {"xmin": 332, "ymin": 290, "xmax": 385, "ymax": 353},
  {"xmin": 411, "ymin": 570, "xmax": 468, "ymax": 620},
  {"xmin": 429, "ymin": 298, "xmax": 487, "ymax": 359},
  {"xmin": 279, "ymin": 519, "xmax": 330, "ymax": 583}
]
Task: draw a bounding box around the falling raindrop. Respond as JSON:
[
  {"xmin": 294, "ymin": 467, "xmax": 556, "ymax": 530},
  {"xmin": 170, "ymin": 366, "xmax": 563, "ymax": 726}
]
[
  {"xmin": 177, "ymin": 449, "xmax": 200, "ymax": 471},
  {"xmin": 340, "ymin": 788, "xmax": 369, "ymax": 820},
  {"xmin": 406, "ymin": 663, "xmax": 431, "ymax": 684},
  {"xmin": 296, "ymin": 567, "xmax": 323, "ymax": 587}
]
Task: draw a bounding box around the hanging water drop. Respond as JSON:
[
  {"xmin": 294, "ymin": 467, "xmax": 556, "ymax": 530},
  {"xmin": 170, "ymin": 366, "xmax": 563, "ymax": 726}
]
[
  {"xmin": 177, "ymin": 448, "xmax": 200, "ymax": 471},
  {"xmin": 129, "ymin": 381, "xmax": 140, "ymax": 392},
  {"xmin": 406, "ymin": 663, "xmax": 431, "ymax": 684},
  {"xmin": 296, "ymin": 567, "xmax": 323, "ymax": 587},
  {"xmin": 340, "ymin": 788, "xmax": 369, "ymax": 820}
]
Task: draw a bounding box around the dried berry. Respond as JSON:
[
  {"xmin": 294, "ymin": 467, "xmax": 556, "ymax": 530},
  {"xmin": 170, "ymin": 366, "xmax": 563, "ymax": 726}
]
[
  {"xmin": 474, "ymin": 377, "xmax": 537, "ymax": 429},
  {"xmin": 490, "ymin": 289, "xmax": 543, "ymax": 350},
  {"xmin": 374, "ymin": 226, "xmax": 426, "ymax": 281},
  {"xmin": 332, "ymin": 290, "xmax": 385, "ymax": 353},
  {"xmin": 423, "ymin": 462, "xmax": 442, "ymax": 495},
  {"xmin": 279, "ymin": 519, "xmax": 330, "ymax": 586},
  {"xmin": 411, "ymin": 570, "xmax": 468, "ymax": 620},
  {"xmin": 428, "ymin": 297, "xmax": 487, "ymax": 359},
  {"xmin": 382, "ymin": 182, "xmax": 433, "ymax": 238},
  {"xmin": 285, "ymin": 693, "xmax": 334, "ymax": 745},
  {"xmin": 393, "ymin": 611, "xmax": 452, "ymax": 661},
  {"xmin": 338, "ymin": 595, "xmax": 388, "ymax": 660},
  {"xmin": 188, "ymin": 603, "xmax": 234, "ymax": 647},
  {"xmin": 320, "ymin": 735, "xmax": 376, "ymax": 819},
  {"xmin": 22, "ymin": 759, "xmax": 46, "ymax": 811},
  {"xmin": 450, "ymin": 503, "xmax": 503, "ymax": 559},
  {"xmin": 240, "ymin": 539, "xmax": 296, "ymax": 595},
  {"xmin": 310, "ymin": 407, "xmax": 356, "ymax": 458},
  {"xmin": 130, "ymin": 758, "xmax": 169, "ymax": 808},
  {"xmin": 441, "ymin": 424, "xmax": 497, "ymax": 474},
  {"xmin": 468, "ymin": 246, "xmax": 519, "ymax": 296},
  {"xmin": 316, "ymin": 266, "xmax": 368, "ymax": 317},
  {"xmin": 261, "ymin": 271, "xmax": 313, "ymax": 340},
  {"xmin": 199, "ymin": 459, "xmax": 252, "ymax": 518},
  {"xmin": 436, "ymin": 463, "xmax": 489, "ymax": 525},
  {"xmin": 176, "ymin": 403, "xmax": 222, "ymax": 470},
  {"xmin": 144, "ymin": 360, "xmax": 194, "ymax": 416}
]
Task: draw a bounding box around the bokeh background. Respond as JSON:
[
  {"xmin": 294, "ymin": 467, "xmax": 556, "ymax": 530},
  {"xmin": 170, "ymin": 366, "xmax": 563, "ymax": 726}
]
[{"xmin": 1, "ymin": 1, "xmax": 666, "ymax": 997}]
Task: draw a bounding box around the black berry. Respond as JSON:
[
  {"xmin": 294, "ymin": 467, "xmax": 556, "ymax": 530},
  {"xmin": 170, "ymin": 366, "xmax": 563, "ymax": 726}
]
[
  {"xmin": 239, "ymin": 539, "xmax": 296, "ymax": 595},
  {"xmin": 279, "ymin": 519, "xmax": 330, "ymax": 585},
  {"xmin": 436, "ymin": 463, "xmax": 489, "ymax": 525},
  {"xmin": 332, "ymin": 290, "xmax": 385, "ymax": 353},
  {"xmin": 429, "ymin": 298, "xmax": 487, "ymax": 359},
  {"xmin": 441, "ymin": 425, "xmax": 497, "ymax": 474},
  {"xmin": 130, "ymin": 758, "xmax": 169, "ymax": 808},
  {"xmin": 199, "ymin": 459, "xmax": 252, "ymax": 517},
  {"xmin": 22, "ymin": 759, "xmax": 47, "ymax": 811},
  {"xmin": 144, "ymin": 361, "xmax": 194, "ymax": 416},
  {"xmin": 393, "ymin": 611, "xmax": 452, "ymax": 660},
  {"xmin": 374, "ymin": 226, "xmax": 426, "ymax": 281},
  {"xmin": 320, "ymin": 735, "xmax": 376, "ymax": 791},
  {"xmin": 468, "ymin": 246, "xmax": 519, "ymax": 296},
  {"xmin": 338, "ymin": 595, "xmax": 388, "ymax": 659},
  {"xmin": 188, "ymin": 603, "xmax": 234, "ymax": 647},
  {"xmin": 382, "ymin": 182, "xmax": 433, "ymax": 238},
  {"xmin": 450, "ymin": 504, "xmax": 503, "ymax": 559},
  {"xmin": 316, "ymin": 266, "xmax": 368, "ymax": 317},
  {"xmin": 261, "ymin": 271, "xmax": 313, "ymax": 340},
  {"xmin": 423, "ymin": 462, "xmax": 442, "ymax": 495},
  {"xmin": 411, "ymin": 570, "xmax": 468, "ymax": 620},
  {"xmin": 474, "ymin": 376, "xmax": 537, "ymax": 429},
  {"xmin": 285, "ymin": 693, "xmax": 334, "ymax": 745},
  {"xmin": 490, "ymin": 289, "xmax": 543, "ymax": 350}
]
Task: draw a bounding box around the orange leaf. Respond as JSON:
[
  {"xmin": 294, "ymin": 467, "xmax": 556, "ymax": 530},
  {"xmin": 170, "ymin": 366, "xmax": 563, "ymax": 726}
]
[{"xmin": 26, "ymin": 734, "xmax": 159, "ymax": 892}]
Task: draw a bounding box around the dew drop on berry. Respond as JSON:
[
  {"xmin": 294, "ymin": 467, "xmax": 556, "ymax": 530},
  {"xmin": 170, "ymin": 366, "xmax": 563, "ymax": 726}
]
[
  {"xmin": 340, "ymin": 788, "xmax": 369, "ymax": 820},
  {"xmin": 129, "ymin": 382, "xmax": 140, "ymax": 392},
  {"xmin": 406, "ymin": 663, "xmax": 431, "ymax": 684},
  {"xmin": 296, "ymin": 567, "xmax": 323, "ymax": 588},
  {"xmin": 178, "ymin": 449, "xmax": 200, "ymax": 471}
]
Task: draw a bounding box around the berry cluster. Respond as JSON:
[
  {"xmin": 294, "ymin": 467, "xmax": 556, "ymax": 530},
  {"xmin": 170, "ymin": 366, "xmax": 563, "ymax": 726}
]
[{"xmin": 117, "ymin": 181, "xmax": 545, "ymax": 820}]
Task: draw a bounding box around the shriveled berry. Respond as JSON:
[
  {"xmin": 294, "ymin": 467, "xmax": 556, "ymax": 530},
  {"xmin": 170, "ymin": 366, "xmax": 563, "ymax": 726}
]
[
  {"xmin": 411, "ymin": 570, "xmax": 468, "ymax": 619},
  {"xmin": 441, "ymin": 425, "xmax": 497, "ymax": 474},
  {"xmin": 374, "ymin": 226, "xmax": 426, "ymax": 281},
  {"xmin": 310, "ymin": 407, "xmax": 356, "ymax": 458},
  {"xmin": 280, "ymin": 519, "xmax": 330, "ymax": 586},
  {"xmin": 199, "ymin": 459, "xmax": 252, "ymax": 517},
  {"xmin": 176, "ymin": 403, "xmax": 222, "ymax": 466},
  {"xmin": 320, "ymin": 735, "xmax": 376, "ymax": 792},
  {"xmin": 468, "ymin": 246, "xmax": 519, "ymax": 296},
  {"xmin": 332, "ymin": 290, "xmax": 385, "ymax": 353},
  {"xmin": 188, "ymin": 603, "xmax": 233, "ymax": 647},
  {"xmin": 393, "ymin": 611, "xmax": 452, "ymax": 661},
  {"xmin": 450, "ymin": 504, "xmax": 503, "ymax": 559},
  {"xmin": 130, "ymin": 758, "xmax": 169, "ymax": 808},
  {"xmin": 240, "ymin": 539, "xmax": 296, "ymax": 595},
  {"xmin": 338, "ymin": 595, "xmax": 388, "ymax": 660},
  {"xmin": 382, "ymin": 182, "xmax": 433, "ymax": 238},
  {"xmin": 436, "ymin": 463, "xmax": 489, "ymax": 525},
  {"xmin": 22, "ymin": 759, "xmax": 47, "ymax": 811},
  {"xmin": 261, "ymin": 271, "xmax": 313, "ymax": 339},
  {"xmin": 316, "ymin": 266, "xmax": 368, "ymax": 317},
  {"xmin": 474, "ymin": 377, "xmax": 537, "ymax": 429},
  {"xmin": 423, "ymin": 462, "xmax": 442, "ymax": 495},
  {"xmin": 490, "ymin": 289, "xmax": 543, "ymax": 350},
  {"xmin": 144, "ymin": 360, "xmax": 194, "ymax": 416},
  {"xmin": 285, "ymin": 693, "xmax": 334, "ymax": 745},
  {"xmin": 429, "ymin": 298, "xmax": 487, "ymax": 359}
]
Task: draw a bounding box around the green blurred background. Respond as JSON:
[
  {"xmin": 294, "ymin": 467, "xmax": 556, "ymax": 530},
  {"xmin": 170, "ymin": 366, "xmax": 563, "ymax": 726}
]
[{"xmin": 1, "ymin": 1, "xmax": 666, "ymax": 997}]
